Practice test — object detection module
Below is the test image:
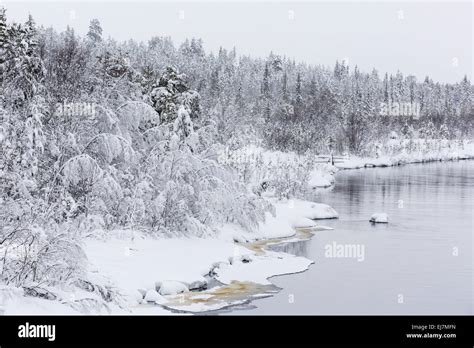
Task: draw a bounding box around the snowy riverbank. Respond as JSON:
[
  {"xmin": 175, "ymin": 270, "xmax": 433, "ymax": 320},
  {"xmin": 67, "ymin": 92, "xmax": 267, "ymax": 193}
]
[
  {"xmin": 0, "ymin": 199, "xmax": 336, "ymax": 314},
  {"xmin": 85, "ymin": 199, "xmax": 337, "ymax": 314},
  {"xmin": 220, "ymin": 139, "xmax": 474, "ymax": 191},
  {"xmin": 335, "ymin": 139, "xmax": 474, "ymax": 170}
]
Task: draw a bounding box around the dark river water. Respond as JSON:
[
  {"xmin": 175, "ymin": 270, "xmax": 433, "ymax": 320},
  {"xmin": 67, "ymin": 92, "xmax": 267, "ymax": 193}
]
[{"xmin": 234, "ymin": 160, "xmax": 473, "ymax": 315}]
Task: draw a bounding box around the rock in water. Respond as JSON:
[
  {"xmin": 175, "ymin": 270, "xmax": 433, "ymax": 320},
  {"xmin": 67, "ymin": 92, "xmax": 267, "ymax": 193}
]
[
  {"xmin": 308, "ymin": 203, "xmax": 339, "ymax": 219},
  {"xmin": 370, "ymin": 213, "xmax": 388, "ymax": 223}
]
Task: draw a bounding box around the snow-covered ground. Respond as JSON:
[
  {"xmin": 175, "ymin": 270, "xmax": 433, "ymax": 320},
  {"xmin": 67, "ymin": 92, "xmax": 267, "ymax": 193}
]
[
  {"xmin": 0, "ymin": 199, "xmax": 335, "ymax": 314},
  {"xmin": 83, "ymin": 199, "xmax": 335, "ymax": 313}
]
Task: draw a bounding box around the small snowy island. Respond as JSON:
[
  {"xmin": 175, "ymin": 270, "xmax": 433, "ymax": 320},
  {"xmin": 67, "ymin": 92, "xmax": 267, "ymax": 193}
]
[{"xmin": 370, "ymin": 213, "xmax": 389, "ymax": 223}]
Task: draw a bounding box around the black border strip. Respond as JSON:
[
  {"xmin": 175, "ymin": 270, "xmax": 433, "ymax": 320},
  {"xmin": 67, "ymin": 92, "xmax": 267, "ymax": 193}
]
[{"xmin": 0, "ymin": 315, "xmax": 473, "ymax": 346}]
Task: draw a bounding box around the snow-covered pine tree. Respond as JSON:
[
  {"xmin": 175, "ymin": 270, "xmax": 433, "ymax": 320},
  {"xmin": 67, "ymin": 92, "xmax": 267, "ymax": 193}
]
[{"xmin": 87, "ymin": 19, "xmax": 102, "ymax": 43}]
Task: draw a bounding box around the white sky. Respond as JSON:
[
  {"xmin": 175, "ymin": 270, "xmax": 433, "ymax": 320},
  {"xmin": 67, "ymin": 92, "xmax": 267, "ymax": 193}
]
[{"xmin": 3, "ymin": 0, "xmax": 472, "ymax": 83}]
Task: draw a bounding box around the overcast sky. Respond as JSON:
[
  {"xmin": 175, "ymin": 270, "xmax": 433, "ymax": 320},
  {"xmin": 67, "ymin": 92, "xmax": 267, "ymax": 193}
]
[{"xmin": 4, "ymin": 0, "xmax": 472, "ymax": 83}]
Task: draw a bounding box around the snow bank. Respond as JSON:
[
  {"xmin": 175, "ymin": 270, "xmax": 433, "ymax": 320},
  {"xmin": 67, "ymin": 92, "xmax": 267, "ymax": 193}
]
[
  {"xmin": 84, "ymin": 230, "xmax": 315, "ymax": 313},
  {"xmin": 215, "ymin": 250, "xmax": 313, "ymax": 285},
  {"xmin": 0, "ymin": 287, "xmax": 76, "ymax": 315},
  {"xmin": 85, "ymin": 234, "xmax": 245, "ymax": 300},
  {"xmin": 337, "ymin": 156, "xmax": 392, "ymax": 169},
  {"xmin": 255, "ymin": 199, "xmax": 338, "ymax": 240},
  {"xmin": 84, "ymin": 198, "xmax": 333, "ymax": 299},
  {"xmin": 308, "ymin": 167, "xmax": 335, "ymax": 188},
  {"xmin": 80, "ymin": 196, "xmax": 336, "ymax": 313},
  {"xmin": 336, "ymin": 140, "xmax": 474, "ymax": 170},
  {"xmin": 0, "ymin": 283, "xmax": 124, "ymax": 315}
]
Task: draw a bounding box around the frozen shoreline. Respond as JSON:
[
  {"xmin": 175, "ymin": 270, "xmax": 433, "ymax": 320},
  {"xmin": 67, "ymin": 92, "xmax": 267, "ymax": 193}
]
[
  {"xmin": 0, "ymin": 200, "xmax": 334, "ymax": 314},
  {"xmin": 334, "ymin": 140, "xmax": 474, "ymax": 170},
  {"xmin": 83, "ymin": 199, "xmax": 335, "ymax": 314}
]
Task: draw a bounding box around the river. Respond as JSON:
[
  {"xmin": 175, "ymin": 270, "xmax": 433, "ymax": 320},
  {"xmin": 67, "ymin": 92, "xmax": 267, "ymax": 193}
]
[{"xmin": 230, "ymin": 160, "xmax": 473, "ymax": 315}]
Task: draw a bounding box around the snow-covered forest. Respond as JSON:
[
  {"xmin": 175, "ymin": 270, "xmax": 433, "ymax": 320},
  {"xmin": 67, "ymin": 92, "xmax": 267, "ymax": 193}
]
[{"xmin": 0, "ymin": 10, "xmax": 472, "ymax": 313}]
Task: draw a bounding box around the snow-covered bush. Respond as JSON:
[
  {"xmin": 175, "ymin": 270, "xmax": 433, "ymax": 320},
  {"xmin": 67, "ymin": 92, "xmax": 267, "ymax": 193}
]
[
  {"xmin": 218, "ymin": 146, "xmax": 314, "ymax": 199},
  {"xmin": 132, "ymin": 68, "xmax": 270, "ymax": 235},
  {"xmin": 0, "ymin": 199, "xmax": 86, "ymax": 287}
]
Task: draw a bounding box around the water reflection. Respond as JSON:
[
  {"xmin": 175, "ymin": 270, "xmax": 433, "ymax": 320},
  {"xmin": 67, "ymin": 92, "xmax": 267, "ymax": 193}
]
[
  {"xmin": 237, "ymin": 160, "xmax": 474, "ymax": 315},
  {"xmin": 268, "ymin": 239, "xmax": 310, "ymax": 257}
]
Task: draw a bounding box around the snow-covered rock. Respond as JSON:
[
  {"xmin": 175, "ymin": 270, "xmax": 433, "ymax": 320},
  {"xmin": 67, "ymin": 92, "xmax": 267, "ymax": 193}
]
[
  {"xmin": 229, "ymin": 254, "xmax": 252, "ymax": 264},
  {"xmin": 240, "ymin": 255, "xmax": 252, "ymax": 263},
  {"xmin": 303, "ymin": 202, "xmax": 339, "ymax": 220},
  {"xmin": 144, "ymin": 289, "xmax": 163, "ymax": 303},
  {"xmin": 187, "ymin": 279, "xmax": 207, "ymax": 291},
  {"xmin": 137, "ymin": 288, "xmax": 147, "ymax": 297},
  {"xmin": 135, "ymin": 289, "xmax": 146, "ymax": 301},
  {"xmin": 370, "ymin": 213, "xmax": 388, "ymax": 223},
  {"xmin": 157, "ymin": 281, "xmax": 189, "ymax": 296}
]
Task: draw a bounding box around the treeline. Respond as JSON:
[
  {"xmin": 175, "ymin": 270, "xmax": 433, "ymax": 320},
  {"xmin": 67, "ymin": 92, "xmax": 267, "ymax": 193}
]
[
  {"xmin": 111, "ymin": 34, "xmax": 473, "ymax": 155},
  {"xmin": 79, "ymin": 23, "xmax": 472, "ymax": 155},
  {"xmin": 34, "ymin": 18, "xmax": 473, "ymax": 156}
]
